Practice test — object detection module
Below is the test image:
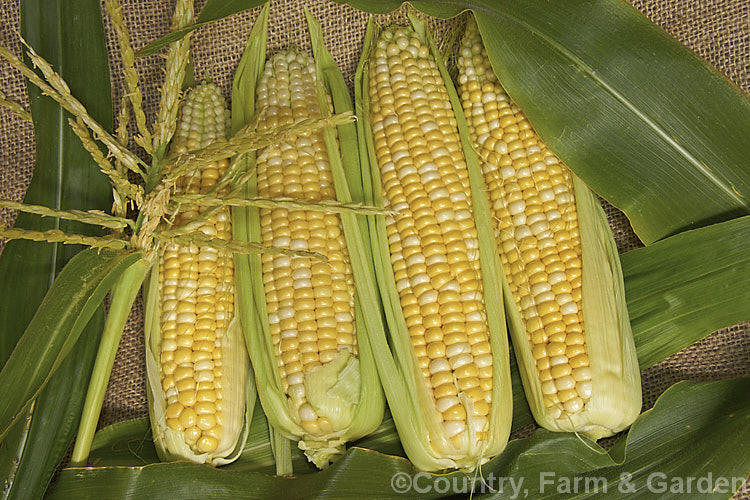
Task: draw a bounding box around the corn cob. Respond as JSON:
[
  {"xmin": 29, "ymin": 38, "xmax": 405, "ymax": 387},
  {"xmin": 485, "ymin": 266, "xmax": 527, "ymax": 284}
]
[
  {"xmin": 145, "ymin": 83, "xmax": 249, "ymax": 465},
  {"xmin": 243, "ymin": 46, "xmax": 383, "ymax": 468},
  {"xmin": 258, "ymin": 48, "xmax": 357, "ymax": 431},
  {"xmin": 457, "ymin": 18, "xmax": 641, "ymax": 439},
  {"xmin": 357, "ymin": 19, "xmax": 511, "ymax": 471}
]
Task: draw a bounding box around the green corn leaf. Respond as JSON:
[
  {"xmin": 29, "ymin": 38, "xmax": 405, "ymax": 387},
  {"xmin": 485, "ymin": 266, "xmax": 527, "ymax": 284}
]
[
  {"xmin": 1, "ymin": 311, "xmax": 101, "ymax": 499},
  {"xmin": 622, "ymin": 215, "xmax": 750, "ymax": 369},
  {"xmin": 0, "ymin": 0, "xmax": 112, "ymax": 496},
  {"xmin": 87, "ymin": 418, "xmax": 159, "ymax": 467},
  {"xmin": 0, "ymin": 0, "xmax": 112, "ymax": 368},
  {"xmin": 0, "ymin": 248, "xmax": 142, "ymax": 442},
  {"xmin": 48, "ymin": 434, "xmax": 609, "ymax": 499},
  {"xmin": 84, "ymin": 404, "xmax": 401, "ymax": 472},
  {"xmin": 541, "ymin": 378, "xmax": 750, "ymax": 499}
]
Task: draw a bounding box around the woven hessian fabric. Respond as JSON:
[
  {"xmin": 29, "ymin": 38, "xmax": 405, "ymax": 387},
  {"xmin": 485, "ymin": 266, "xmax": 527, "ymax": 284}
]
[{"xmin": 0, "ymin": 0, "xmax": 748, "ymax": 495}]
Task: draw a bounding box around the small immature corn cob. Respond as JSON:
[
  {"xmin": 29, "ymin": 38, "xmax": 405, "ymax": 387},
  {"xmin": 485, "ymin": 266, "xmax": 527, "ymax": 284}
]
[
  {"xmin": 247, "ymin": 47, "xmax": 383, "ymax": 468},
  {"xmin": 457, "ymin": 18, "xmax": 641, "ymax": 439},
  {"xmin": 146, "ymin": 83, "xmax": 249, "ymax": 465},
  {"xmin": 358, "ymin": 20, "xmax": 511, "ymax": 471}
]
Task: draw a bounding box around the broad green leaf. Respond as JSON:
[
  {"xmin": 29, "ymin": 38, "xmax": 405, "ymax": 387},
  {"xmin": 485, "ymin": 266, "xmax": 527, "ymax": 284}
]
[
  {"xmin": 136, "ymin": 0, "xmax": 268, "ymax": 57},
  {"xmin": 86, "ymin": 402, "xmax": 513, "ymax": 473},
  {"xmin": 0, "ymin": 249, "xmax": 141, "ymax": 441},
  {"xmin": 343, "ymin": 0, "xmax": 750, "ymax": 245},
  {"xmin": 623, "ymin": 216, "xmax": 750, "ymax": 369},
  {"xmin": 0, "ymin": 0, "xmax": 112, "ymax": 496},
  {"xmin": 88, "ymin": 418, "xmax": 158, "ymax": 467},
  {"xmin": 49, "ymin": 434, "xmax": 610, "ymax": 499},
  {"xmin": 0, "ymin": 0, "xmax": 112, "ymax": 366},
  {"xmin": 2, "ymin": 312, "xmax": 101, "ymax": 499},
  {"xmin": 337, "ymin": 0, "xmax": 420, "ymax": 15},
  {"xmin": 509, "ymin": 352, "xmax": 534, "ymax": 431},
  {"xmin": 542, "ymin": 379, "xmax": 750, "ymax": 499},
  {"xmin": 86, "ymin": 400, "xmax": 311, "ymax": 474}
]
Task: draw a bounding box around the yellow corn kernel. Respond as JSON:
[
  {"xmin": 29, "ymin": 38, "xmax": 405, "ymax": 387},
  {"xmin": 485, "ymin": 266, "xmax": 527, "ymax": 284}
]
[{"xmin": 255, "ymin": 49, "xmax": 359, "ymax": 440}]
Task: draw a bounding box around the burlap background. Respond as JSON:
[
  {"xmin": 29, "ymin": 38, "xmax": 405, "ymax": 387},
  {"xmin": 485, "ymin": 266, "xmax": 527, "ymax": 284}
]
[{"xmin": 0, "ymin": 0, "xmax": 748, "ymax": 494}]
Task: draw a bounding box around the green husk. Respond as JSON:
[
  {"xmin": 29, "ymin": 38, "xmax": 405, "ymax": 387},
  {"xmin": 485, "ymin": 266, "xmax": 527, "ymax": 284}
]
[
  {"xmin": 70, "ymin": 257, "xmax": 150, "ymax": 466},
  {"xmin": 354, "ymin": 15, "xmax": 512, "ymax": 472},
  {"xmin": 234, "ymin": 9, "xmax": 385, "ymax": 469}
]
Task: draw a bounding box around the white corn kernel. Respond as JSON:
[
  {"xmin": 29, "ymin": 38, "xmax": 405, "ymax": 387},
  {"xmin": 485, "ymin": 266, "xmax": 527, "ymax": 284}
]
[
  {"xmin": 429, "ymin": 359, "xmax": 451, "ymax": 374},
  {"xmin": 436, "ymin": 396, "xmax": 460, "ymax": 412}
]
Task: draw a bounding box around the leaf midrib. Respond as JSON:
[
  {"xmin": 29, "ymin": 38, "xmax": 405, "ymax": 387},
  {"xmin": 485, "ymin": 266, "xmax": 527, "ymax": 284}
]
[{"xmin": 48, "ymin": 0, "xmax": 66, "ymax": 289}]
